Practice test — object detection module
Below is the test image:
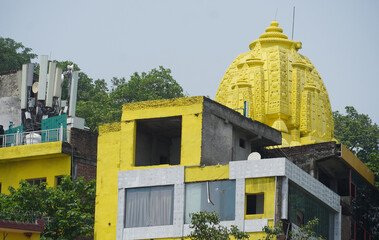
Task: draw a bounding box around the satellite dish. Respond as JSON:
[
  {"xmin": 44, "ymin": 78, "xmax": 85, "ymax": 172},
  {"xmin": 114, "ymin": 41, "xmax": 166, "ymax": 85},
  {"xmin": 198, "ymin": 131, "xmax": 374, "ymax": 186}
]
[
  {"xmin": 32, "ymin": 82, "xmax": 39, "ymax": 93},
  {"xmin": 248, "ymin": 152, "xmax": 261, "ymax": 160}
]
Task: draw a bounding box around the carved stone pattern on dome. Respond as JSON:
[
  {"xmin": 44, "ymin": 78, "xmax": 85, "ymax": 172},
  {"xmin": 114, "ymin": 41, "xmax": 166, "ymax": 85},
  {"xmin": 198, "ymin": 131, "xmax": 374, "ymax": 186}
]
[
  {"xmin": 252, "ymin": 65, "xmax": 265, "ymax": 122},
  {"xmin": 300, "ymin": 90, "xmax": 311, "ymax": 135},
  {"xmin": 291, "ymin": 66, "xmax": 303, "ymax": 128},
  {"xmin": 267, "ymin": 49, "xmax": 281, "ymax": 115},
  {"xmin": 279, "ymin": 49, "xmax": 289, "ymax": 116}
]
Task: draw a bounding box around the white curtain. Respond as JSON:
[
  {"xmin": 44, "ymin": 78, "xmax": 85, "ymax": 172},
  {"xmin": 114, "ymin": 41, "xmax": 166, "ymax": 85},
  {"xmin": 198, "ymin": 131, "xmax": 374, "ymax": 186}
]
[
  {"xmin": 125, "ymin": 188, "xmax": 150, "ymax": 227},
  {"xmin": 149, "ymin": 186, "xmax": 174, "ymax": 226},
  {"xmin": 125, "ymin": 186, "xmax": 174, "ymax": 228}
]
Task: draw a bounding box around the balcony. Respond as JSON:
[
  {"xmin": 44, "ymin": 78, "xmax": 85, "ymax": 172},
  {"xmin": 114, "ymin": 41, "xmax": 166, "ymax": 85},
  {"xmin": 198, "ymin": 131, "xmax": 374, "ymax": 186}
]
[{"xmin": 0, "ymin": 127, "xmax": 70, "ymax": 148}]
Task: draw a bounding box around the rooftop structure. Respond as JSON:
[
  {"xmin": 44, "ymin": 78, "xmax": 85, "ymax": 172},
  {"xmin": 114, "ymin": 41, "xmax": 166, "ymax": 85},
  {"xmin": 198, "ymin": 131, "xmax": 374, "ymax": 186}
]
[
  {"xmin": 95, "ymin": 96, "xmax": 343, "ymax": 239},
  {"xmin": 215, "ymin": 21, "xmax": 334, "ymax": 147}
]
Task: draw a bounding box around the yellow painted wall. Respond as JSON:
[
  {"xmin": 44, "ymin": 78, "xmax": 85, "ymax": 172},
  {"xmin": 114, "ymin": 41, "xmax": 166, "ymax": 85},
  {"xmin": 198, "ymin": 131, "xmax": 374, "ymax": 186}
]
[
  {"xmin": 94, "ymin": 123, "xmax": 121, "ymax": 240},
  {"xmin": 341, "ymin": 144, "xmax": 375, "ymax": 185},
  {"xmin": 0, "ymin": 142, "xmax": 71, "ymax": 194},
  {"xmin": 245, "ymin": 177, "xmax": 276, "ymax": 220},
  {"xmin": 0, "ymin": 231, "xmax": 41, "ymax": 240},
  {"xmin": 95, "ymin": 97, "xmax": 205, "ymax": 240},
  {"xmin": 185, "ymin": 165, "xmax": 229, "ymax": 182}
]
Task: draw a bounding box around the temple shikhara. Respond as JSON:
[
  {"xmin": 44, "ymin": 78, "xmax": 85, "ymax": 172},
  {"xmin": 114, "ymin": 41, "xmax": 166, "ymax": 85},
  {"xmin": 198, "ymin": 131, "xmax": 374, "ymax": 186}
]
[{"xmin": 216, "ymin": 20, "xmax": 334, "ymax": 147}]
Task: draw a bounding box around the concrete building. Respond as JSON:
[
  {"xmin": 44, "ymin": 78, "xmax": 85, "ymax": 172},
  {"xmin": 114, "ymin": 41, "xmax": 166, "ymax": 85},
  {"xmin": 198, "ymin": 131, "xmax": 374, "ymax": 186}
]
[
  {"xmin": 95, "ymin": 97, "xmax": 342, "ymax": 239},
  {"xmin": 0, "ymin": 64, "xmax": 97, "ymax": 193},
  {"xmin": 0, "ymin": 219, "xmax": 44, "ymax": 240},
  {"xmin": 264, "ymin": 142, "xmax": 378, "ymax": 240},
  {"xmin": 94, "ymin": 20, "xmax": 378, "ymax": 240},
  {"xmin": 0, "ymin": 127, "xmax": 97, "ymax": 193}
]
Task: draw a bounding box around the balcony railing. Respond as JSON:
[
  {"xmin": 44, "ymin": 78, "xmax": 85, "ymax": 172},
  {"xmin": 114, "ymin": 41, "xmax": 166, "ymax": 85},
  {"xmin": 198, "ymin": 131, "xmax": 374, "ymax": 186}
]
[{"xmin": 0, "ymin": 127, "xmax": 70, "ymax": 148}]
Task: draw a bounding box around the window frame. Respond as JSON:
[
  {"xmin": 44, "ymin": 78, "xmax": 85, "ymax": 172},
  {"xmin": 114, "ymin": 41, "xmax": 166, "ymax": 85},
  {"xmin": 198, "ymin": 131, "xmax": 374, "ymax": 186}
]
[
  {"xmin": 184, "ymin": 180, "xmax": 236, "ymax": 223},
  {"xmin": 124, "ymin": 185, "xmax": 175, "ymax": 228},
  {"xmin": 26, "ymin": 178, "xmax": 46, "ymax": 186},
  {"xmin": 245, "ymin": 193, "xmax": 265, "ymax": 216}
]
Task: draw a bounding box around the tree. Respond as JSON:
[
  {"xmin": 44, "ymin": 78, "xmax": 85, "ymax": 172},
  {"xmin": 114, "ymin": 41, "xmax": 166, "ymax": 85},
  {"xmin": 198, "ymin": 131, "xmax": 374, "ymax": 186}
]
[
  {"xmin": 333, "ymin": 106, "xmax": 379, "ymax": 163},
  {"xmin": 188, "ymin": 211, "xmax": 249, "ymax": 240},
  {"xmin": 333, "ymin": 106, "xmax": 379, "ymax": 186},
  {"xmin": 0, "ymin": 37, "xmax": 37, "ymax": 72},
  {"xmin": 0, "ymin": 176, "xmax": 96, "ymax": 240},
  {"xmin": 262, "ymin": 218, "xmax": 325, "ymax": 240},
  {"xmin": 76, "ymin": 66, "xmax": 186, "ymax": 131},
  {"xmin": 109, "ymin": 66, "xmax": 186, "ymax": 122},
  {"xmin": 261, "ymin": 221, "xmax": 283, "ymax": 240}
]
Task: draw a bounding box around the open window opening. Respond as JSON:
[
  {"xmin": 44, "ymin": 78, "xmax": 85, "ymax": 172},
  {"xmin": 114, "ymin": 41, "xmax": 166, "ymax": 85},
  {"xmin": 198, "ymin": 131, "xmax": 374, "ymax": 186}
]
[
  {"xmin": 239, "ymin": 138, "xmax": 246, "ymax": 148},
  {"xmin": 296, "ymin": 210, "xmax": 304, "ymax": 226},
  {"xmin": 55, "ymin": 176, "xmax": 64, "ymax": 186},
  {"xmin": 246, "ymin": 193, "xmax": 264, "ymax": 215},
  {"xmin": 135, "ymin": 116, "xmax": 182, "ymax": 166}
]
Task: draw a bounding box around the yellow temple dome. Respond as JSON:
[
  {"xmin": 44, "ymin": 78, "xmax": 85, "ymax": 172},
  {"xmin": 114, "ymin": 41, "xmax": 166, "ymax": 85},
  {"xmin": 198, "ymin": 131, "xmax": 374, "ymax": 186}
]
[{"xmin": 215, "ymin": 21, "xmax": 334, "ymax": 147}]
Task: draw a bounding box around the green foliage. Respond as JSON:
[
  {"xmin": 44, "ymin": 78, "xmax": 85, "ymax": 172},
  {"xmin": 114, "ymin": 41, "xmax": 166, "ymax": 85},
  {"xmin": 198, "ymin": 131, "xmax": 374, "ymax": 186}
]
[
  {"xmin": 0, "ymin": 37, "xmax": 37, "ymax": 72},
  {"xmin": 333, "ymin": 106, "xmax": 379, "ymax": 163},
  {"xmin": 108, "ymin": 66, "xmax": 186, "ymax": 122},
  {"xmin": 333, "ymin": 106, "xmax": 379, "ymax": 186},
  {"xmin": 290, "ymin": 218, "xmax": 326, "ymax": 240},
  {"xmin": 261, "ymin": 221, "xmax": 283, "ymax": 240},
  {"xmin": 74, "ymin": 66, "xmax": 185, "ymax": 131},
  {"xmin": 188, "ymin": 211, "xmax": 249, "ymax": 240},
  {"xmin": 0, "ymin": 176, "xmax": 96, "ymax": 240},
  {"xmin": 262, "ymin": 218, "xmax": 325, "ymax": 240}
]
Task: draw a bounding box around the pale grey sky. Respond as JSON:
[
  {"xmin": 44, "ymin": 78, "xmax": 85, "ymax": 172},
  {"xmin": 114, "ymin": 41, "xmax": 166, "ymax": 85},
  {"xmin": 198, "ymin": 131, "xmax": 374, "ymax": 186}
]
[{"xmin": 1, "ymin": 0, "xmax": 378, "ymax": 124}]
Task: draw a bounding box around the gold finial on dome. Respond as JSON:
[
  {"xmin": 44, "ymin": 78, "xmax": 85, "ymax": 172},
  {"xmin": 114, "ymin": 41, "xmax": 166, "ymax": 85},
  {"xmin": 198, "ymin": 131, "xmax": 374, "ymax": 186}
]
[{"xmin": 259, "ymin": 20, "xmax": 288, "ymax": 39}]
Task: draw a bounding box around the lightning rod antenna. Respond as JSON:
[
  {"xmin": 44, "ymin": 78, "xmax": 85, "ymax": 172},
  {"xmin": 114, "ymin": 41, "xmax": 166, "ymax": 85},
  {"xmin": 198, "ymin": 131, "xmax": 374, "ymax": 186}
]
[
  {"xmin": 292, "ymin": 6, "xmax": 296, "ymax": 40},
  {"xmin": 274, "ymin": 8, "xmax": 278, "ymax": 20}
]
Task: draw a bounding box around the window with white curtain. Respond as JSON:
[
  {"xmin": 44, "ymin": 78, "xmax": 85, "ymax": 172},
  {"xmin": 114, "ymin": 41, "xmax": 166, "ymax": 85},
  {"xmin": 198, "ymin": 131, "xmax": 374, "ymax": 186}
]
[
  {"xmin": 184, "ymin": 180, "xmax": 236, "ymax": 223},
  {"xmin": 124, "ymin": 185, "xmax": 174, "ymax": 228}
]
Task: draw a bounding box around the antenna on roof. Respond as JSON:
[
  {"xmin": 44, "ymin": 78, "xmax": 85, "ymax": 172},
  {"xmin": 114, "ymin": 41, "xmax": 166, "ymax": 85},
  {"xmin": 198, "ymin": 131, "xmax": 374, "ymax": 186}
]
[
  {"xmin": 292, "ymin": 6, "xmax": 296, "ymax": 40},
  {"xmin": 274, "ymin": 8, "xmax": 278, "ymax": 20}
]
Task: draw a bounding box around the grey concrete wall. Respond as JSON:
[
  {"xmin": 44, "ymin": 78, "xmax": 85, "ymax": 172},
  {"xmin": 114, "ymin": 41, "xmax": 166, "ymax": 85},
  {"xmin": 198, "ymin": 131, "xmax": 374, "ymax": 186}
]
[
  {"xmin": 0, "ymin": 71, "xmax": 22, "ymax": 128},
  {"xmin": 0, "ymin": 71, "xmax": 21, "ymax": 98},
  {"xmin": 232, "ymin": 129, "xmax": 252, "ymax": 161},
  {"xmin": 0, "ymin": 96, "xmax": 21, "ymax": 128},
  {"xmin": 201, "ymin": 112, "xmax": 233, "ymax": 165}
]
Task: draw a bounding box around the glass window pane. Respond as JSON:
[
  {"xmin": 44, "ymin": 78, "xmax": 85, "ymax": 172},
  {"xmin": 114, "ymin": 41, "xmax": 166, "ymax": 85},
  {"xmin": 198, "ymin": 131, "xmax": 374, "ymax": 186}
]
[{"xmin": 185, "ymin": 180, "xmax": 235, "ymax": 223}]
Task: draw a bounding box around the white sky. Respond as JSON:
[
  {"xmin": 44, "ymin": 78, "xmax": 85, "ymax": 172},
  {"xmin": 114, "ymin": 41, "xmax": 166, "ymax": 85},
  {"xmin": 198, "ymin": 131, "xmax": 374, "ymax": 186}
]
[{"xmin": 1, "ymin": 0, "xmax": 378, "ymax": 124}]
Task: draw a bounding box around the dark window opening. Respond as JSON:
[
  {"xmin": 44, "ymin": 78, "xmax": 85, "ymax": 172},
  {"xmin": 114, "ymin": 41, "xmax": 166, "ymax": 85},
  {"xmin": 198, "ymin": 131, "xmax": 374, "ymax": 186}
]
[
  {"xmin": 0, "ymin": 183, "xmax": 2, "ymax": 193},
  {"xmin": 135, "ymin": 116, "xmax": 182, "ymax": 166},
  {"xmin": 26, "ymin": 178, "xmax": 46, "ymax": 186},
  {"xmin": 56, "ymin": 176, "xmax": 64, "ymax": 186},
  {"xmin": 246, "ymin": 194, "xmax": 264, "ymax": 215},
  {"xmin": 296, "ymin": 210, "xmax": 304, "ymax": 226},
  {"xmin": 337, "ymin": 177, "xmax": 350, "ymax": 196},
  {"xmin": 239, "ymin": 138, "xmax": 245, "ymax": 148}
]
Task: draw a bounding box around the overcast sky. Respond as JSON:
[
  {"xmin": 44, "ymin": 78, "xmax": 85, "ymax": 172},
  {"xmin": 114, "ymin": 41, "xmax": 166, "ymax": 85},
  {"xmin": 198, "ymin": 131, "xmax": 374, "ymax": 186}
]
[{"xmin": 1, "ymin": 0, "xmax": 378, "ymax": 124}]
